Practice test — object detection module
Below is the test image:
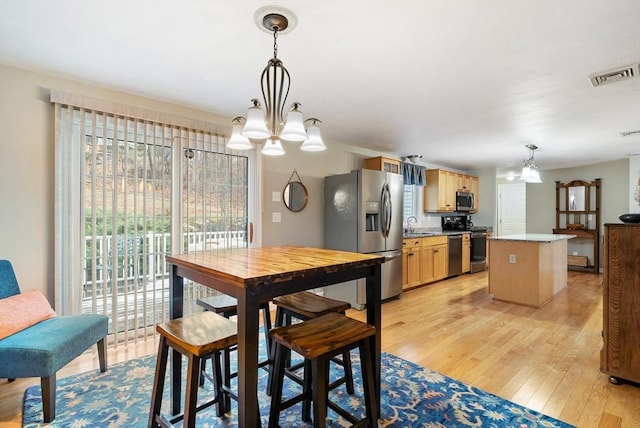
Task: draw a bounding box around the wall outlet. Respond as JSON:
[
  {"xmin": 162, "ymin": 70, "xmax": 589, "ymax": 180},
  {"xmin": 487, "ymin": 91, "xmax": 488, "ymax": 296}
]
[
  {"xmin": 509, "ymin": 254, "xmax": 516, "ymax": 263},
  {"xmin": 573, "ymin": 251, "xmax": 578, "ymax": 256},
  {"xmin": 272, "ymin": 212, "xmax": 281, "ymax": 223}
]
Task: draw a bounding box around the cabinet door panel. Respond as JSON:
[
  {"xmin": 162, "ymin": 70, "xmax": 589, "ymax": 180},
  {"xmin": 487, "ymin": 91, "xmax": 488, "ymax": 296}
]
[
  {"xmin": 462, "ymin": 236, "xmax": 471, "ymax": 273},
  {"xmin": 420, "ymin": 247, "xmax": 435, "ymax": 284},
  {"xmin": 602, "ymin": 225, "xmax": 640, "ymax": 383},
  {"xmin": 433, "ymin": 244, "xmax": 448, "ymax": 280}
]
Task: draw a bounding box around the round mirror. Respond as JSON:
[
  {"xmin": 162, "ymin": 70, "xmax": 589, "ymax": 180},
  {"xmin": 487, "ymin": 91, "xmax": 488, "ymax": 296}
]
[{"xmin": 283, "ymin": 181, "xmax": 308, "ymax": 212}]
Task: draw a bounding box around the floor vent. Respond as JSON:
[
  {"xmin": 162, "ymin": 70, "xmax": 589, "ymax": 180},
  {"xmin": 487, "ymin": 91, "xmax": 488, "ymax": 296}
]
[{"xmin": 588, "ymin": 64, "xmax": 639, "ymax": 87}]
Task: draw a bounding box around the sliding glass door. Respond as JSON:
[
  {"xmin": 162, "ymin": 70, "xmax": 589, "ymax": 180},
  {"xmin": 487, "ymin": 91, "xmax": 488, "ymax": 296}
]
[{"xmin": 55, "ymin": 101, "xmax": 256, "ymax": 344}]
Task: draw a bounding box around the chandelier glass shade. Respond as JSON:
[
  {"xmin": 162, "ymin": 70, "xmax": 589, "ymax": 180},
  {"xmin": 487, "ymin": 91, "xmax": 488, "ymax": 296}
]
[
  {"xmin": 227, "ymin": 117, "xmax": 253, "ymax": 150},
  {"xmin": 228, "ymin": 10, "xmax": 325, "ymax": 156},
  {"xmin": 520, "ymin": 144, "xmax": 542, "ymax": 183}
]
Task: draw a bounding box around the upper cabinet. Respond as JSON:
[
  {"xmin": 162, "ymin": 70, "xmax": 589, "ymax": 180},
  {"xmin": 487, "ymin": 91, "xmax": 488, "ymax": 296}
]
[
  {"xmin": 424, "ymin": 169, "xmax": 456, "ymax": 212},
  {"xmin": 363, "ymin": 156, "xmax": 401, "ymax": 174},
  {"xmin": 423, "ymin": 169, "xmax": 479, "ymax": 213}
]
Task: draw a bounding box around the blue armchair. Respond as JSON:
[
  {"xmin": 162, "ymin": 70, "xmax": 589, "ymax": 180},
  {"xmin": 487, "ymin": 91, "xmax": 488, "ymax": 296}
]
[{"xmin": 0, "ymin": 260, "xmax": 109, "ymax": 423}]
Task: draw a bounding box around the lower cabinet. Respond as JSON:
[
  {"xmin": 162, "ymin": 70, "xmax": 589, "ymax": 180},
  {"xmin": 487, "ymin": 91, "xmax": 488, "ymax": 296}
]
[
  {"xmin": 462, "ymin": 233, "xmax": 471, "ymax": 273},
  {"xmin": 432, "ymin": 241, "xmax": 448, "ymax": 281},
  {"xmin": 403, "ymin": 238, "xmax": 423, "ymax": 289},
  {"xmin": 403, "ymin": 236, "xmax": 448, "ymax": 289}
]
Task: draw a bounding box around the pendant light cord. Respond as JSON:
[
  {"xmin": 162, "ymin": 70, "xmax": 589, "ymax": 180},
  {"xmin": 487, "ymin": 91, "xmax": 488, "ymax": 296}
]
[{"xmin": 273, "ymin": 29, "xmax": 278, "ymax": 59}]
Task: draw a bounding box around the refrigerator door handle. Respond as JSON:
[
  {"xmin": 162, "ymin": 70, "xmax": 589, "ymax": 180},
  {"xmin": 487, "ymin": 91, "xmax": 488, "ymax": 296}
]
[{"xmin": 381, "ymin": 182, "xmax": 392, "ymax": 238}]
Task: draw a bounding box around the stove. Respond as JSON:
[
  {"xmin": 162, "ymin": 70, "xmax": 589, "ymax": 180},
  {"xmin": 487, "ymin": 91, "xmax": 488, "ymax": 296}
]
[
  {"xmin": 441, "ymin": 215, "xmax": 472, "ymax": 231},
  {"xmin": 442, "ymin": 215, "xmax": 487, "ymax": 272}
]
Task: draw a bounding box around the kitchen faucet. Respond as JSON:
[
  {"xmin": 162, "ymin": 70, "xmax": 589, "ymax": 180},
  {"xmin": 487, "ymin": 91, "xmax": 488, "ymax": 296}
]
[{"xmin": 406, "ymin": 216, "xmax": 417, "ymax": 233}]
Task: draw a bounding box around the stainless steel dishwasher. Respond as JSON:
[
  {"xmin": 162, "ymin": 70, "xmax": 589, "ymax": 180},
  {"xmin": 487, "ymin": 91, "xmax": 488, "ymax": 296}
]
[{"xmin": 447, "ymin": 234, "xmax": 463, "ymax": 277}]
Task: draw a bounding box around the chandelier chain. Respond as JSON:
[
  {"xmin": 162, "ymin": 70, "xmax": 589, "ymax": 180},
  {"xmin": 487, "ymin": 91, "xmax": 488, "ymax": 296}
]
[{"xmin": 273, "ymin": 29, "xmax": 278, "ymax": 59}]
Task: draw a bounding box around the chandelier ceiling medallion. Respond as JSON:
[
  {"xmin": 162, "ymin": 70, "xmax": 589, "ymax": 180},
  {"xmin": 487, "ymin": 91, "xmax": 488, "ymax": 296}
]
[
  {"xmin": 227, "ymin": 6, "xmax": 325, "ymax": 155},
  {"xmin": 520, "ymin": 144, "xmax": 542, "ymax": 183}
]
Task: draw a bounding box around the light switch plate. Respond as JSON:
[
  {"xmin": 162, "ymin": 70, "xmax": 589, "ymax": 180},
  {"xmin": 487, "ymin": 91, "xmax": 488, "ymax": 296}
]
[
  {"xmin": 272, "ymin": 212, "xmax": 281, "ymax": 223},
  {"xmin": 272, "ymin": 191, "xmax": 281, "ymax": 202}
]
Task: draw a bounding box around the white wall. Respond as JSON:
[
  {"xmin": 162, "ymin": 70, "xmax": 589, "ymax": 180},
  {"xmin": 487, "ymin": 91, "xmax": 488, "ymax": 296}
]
[{"xmin": 629, "ymin": 155, "xmax": 640, "ymax": 213}]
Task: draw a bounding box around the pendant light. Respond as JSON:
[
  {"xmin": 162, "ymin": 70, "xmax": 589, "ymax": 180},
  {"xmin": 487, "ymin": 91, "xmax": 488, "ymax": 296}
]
[
  {"xmin": 227, "ymin": 6, "xmax": 326, "ymax": 155},
  {"xmin": 520, "ymin": 144, "xmax": 542, "ymax": 183}
]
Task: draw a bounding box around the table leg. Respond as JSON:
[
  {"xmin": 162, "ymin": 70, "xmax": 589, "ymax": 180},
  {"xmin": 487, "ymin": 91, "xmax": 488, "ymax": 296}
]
[
  {"xmin": 365, "ymin": 264, "xmax": 382, "ymax": 419},
  {"xmin": 236, "ymin": 291, "xmax": 261, "ymax": 427},
  {"xmin": 169, "ymin": 265, "xmax": 184, "ymax": 416}
]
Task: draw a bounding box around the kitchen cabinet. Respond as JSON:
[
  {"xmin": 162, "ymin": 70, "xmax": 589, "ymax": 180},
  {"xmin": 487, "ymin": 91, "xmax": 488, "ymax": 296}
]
[
  {"xmin": 403, "ymin": 235, "xmax": 448, "ymax": 289},
  {"xmin": 363, "ymin": 156, "xmax": 401, "ymax": 174},
  {"xmin": 423, "ymin": 169, "xmax": 479, "ymax": 213},
  {"xmin": 462, "ymin": 233, "xmax": 471, "ymax": 273},
  {"xmin": 600, "ymin": 223, "xmax": 640, "ymax": 385},
  {"xmin": 420, "ymin": 236, "xmax": 448, "ymax": 284},
  {"xmin": 403, "ymin": 238, "xmax": 423, "ymax": 289},
  {"xmin": 456, "ymin": 174, "xmax": 471, "ymax": 192},
  {"xmin": 424, "ymin": 169, "xmax": 456, "ymax": 212}
]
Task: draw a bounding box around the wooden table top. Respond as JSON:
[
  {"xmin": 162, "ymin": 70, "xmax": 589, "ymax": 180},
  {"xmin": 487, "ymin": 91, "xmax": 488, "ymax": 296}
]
[{"xmin": 166, "ymin": 245, "xmax": 384, "ymax": 288}]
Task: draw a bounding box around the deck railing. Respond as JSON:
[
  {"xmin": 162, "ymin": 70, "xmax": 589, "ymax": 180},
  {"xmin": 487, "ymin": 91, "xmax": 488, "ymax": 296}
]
[{"xmin": 82, "ymin": 230, "xmax": 246, "ymax": 333}]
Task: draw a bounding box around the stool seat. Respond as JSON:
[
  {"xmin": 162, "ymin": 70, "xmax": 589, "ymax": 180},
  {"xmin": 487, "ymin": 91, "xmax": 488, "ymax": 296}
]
[
  {"xmin": 269, "ymin": 312, "xmax": 377, "ymax": 427},
  {"xmin": 157, "ymin": 311, "xmax": 237, "ymax": 356},
  {"xmin": 272, "ymin": 292, "xmax": 350, "ymax": 319},
  {"xmin": 149, "ymin": 311, "xmax": 239, "ymax": 428},
  {"xmin": 196, "ymin": 294, "xmax": 243, "ymax": 316},
  {"xmin": 271, "ymin": 312, "xmax": 375, "ymax": 359}
]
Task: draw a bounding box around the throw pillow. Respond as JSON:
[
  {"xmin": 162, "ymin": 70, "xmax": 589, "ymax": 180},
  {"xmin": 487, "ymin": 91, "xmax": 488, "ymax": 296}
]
[{"xmin": 0, "ymin": 290, "xmax": 57, "ymax": 340}]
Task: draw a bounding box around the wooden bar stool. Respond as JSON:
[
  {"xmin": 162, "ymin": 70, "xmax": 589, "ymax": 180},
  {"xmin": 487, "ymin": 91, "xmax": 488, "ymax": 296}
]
[
  {"xmin": 268, "ymin": 312, "xmax": 378, "ymax": 427},
  {"xmin": 267, "ymin": 291, "xmax": 355, "ymax": 396},
  {"xmin": 148, "ymin": 311, "xmax": 237, "ymax": 428},
  {"xmin": 196, "ymin": 294, "xmax": 273, "ymax": 367},
  {"xmin": 196, "ymin": 294, "xmax": 273, "ymax": 411}
]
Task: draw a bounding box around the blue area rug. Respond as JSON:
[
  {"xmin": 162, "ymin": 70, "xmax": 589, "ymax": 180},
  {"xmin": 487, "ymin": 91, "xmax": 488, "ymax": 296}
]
[{"xmin": 23, "ymin": 342, "xmax": 574, "ymax": 427}]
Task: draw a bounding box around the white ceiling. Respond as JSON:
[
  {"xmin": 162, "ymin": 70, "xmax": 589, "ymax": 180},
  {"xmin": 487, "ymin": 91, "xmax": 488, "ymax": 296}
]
[{"xmin": 1, "ymin": 0, "xmax": 639, "ymax": 175}]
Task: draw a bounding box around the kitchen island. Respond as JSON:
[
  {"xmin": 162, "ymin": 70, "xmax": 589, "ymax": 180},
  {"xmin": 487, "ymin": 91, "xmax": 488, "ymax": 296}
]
[{"xmin": 488, "ymin": 233, "xmax": 575, "ymax": 308}]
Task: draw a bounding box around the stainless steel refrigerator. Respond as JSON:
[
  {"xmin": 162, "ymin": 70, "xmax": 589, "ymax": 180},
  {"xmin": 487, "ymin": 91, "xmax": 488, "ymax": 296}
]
[{"xmin": 323, "ymin": 169, "xmax": 403, "ymax": 309}]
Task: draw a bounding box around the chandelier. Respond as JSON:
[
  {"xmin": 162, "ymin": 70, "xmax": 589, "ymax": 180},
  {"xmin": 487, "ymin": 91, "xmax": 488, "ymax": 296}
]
[
  {"xmin": 227, "ymin": 7, "xmax": 325, "ymax": 155},
  {"xmin": 520, "ymin": 144, "xmax": 542, "ymax": 183}
]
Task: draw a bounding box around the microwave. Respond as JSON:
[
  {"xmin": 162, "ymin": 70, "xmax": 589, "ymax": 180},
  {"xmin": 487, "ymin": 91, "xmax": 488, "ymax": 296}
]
[{"xmin": 456, "ymin": 191, "xmax": 474, "ymax": 212}]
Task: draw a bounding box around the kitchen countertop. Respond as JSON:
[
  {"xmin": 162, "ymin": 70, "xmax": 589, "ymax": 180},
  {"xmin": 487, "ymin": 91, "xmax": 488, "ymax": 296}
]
[
  {"xmin": 403, "ymin": 230, "xmax": 470, "ymax": 238},
  {"xmin": 489, "ymin": 233, "xmax": 576, "ymax": 242}
]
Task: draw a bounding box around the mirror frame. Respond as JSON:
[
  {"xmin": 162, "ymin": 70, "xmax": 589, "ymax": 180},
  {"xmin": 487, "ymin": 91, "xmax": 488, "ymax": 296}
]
[{"xmin": 283, "ymin": 180, "xmax": 308, "ymax": 212}]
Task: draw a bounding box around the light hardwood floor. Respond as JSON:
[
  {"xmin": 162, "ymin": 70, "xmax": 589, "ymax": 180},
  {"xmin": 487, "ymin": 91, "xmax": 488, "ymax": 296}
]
[{"xmin": 1, "ymin": 271, "xmax": 639, "ymax": 427}]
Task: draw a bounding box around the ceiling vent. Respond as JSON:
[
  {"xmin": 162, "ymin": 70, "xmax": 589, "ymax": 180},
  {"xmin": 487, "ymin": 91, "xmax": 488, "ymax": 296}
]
[{"xmin": 588, "ymin": 64, "xmax": 639, "ymax": 87}]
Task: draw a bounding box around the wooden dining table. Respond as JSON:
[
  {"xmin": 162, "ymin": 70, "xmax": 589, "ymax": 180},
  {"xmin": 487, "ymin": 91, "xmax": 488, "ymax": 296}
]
[{"xmin": 166, "ymin": 245, "xmax": 384, "ymax": 427}]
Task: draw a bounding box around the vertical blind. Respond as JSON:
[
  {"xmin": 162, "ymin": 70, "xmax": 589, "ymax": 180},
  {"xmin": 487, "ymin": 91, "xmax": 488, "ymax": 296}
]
[{"xmin": 53, "ymin": 92, "xmax": 249, "ymax": 345}]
